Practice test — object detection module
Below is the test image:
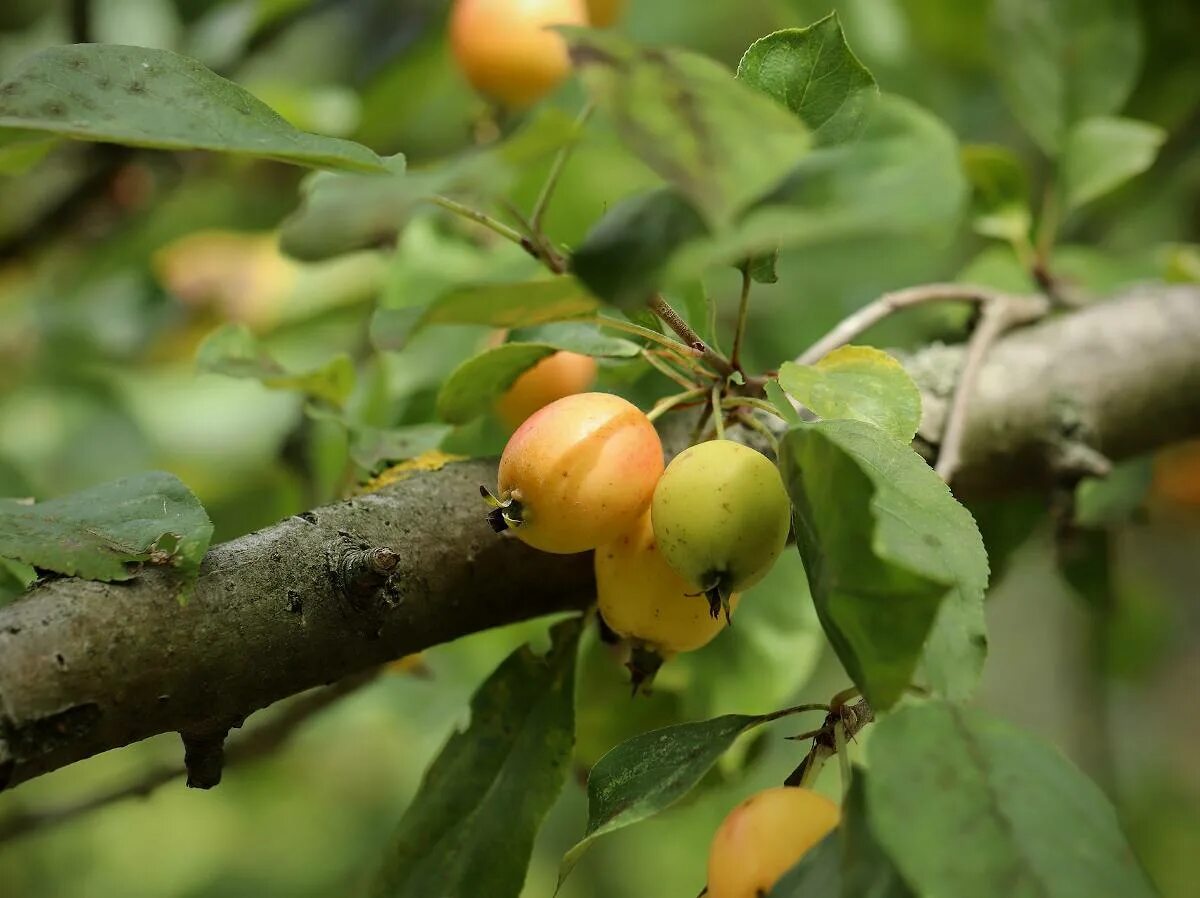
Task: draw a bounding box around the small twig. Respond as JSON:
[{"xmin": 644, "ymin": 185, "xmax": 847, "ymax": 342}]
[
  {"xmin": 530, "ymin": 101, "xmax": 594, "ymax": 233},
  {"xmin": 784, "ymin": 698, "xmax": 874, "ymax": 789},
  {"xmin": 730, "ymin": 264, "xmax": 753, "ymax": 371},
  {"xmin": 795, "ymin": 283, "xmax": 1033, "ymax": 366},
  {"xmin": 935, "ymin": 296, "xmax": 1050, "ymax": 482},
  {"xmin": 0, "ymin": 670, "xmax": 378, "ymax": 845},
  {"xmin": 648, "ymin": 294, "xmax": 737, "ymax": 378}
]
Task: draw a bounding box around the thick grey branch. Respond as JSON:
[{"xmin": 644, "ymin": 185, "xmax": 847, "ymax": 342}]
[
  {"xmin": 0, "ymin": 285, "xmax": 1198, "ymax": 793},
  {"xmin": 908, "ymin": 285, "xmax": 1200, "ymax": 496}
]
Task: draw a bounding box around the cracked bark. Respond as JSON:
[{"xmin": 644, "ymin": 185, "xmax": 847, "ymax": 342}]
[{"xmin": 1, "ymin": 285, "xmax": 1198, "ymax": 792}]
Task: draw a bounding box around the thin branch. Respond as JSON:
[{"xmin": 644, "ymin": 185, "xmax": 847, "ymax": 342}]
[
  {"xmin": 428, "ymin": 195, "xmax": 532, "ymax": 250},
  {"xmin": 0, "ymin": 670, "xmax": 378, "ymax": 845},
  {"xmin": 530, "ymin": 101, "xmax": 594, "ymax": 232},
  {"xmin": 585, "ymin": 316, "xmax": 700, "ymax": 358},
  {"xmin": 795, "ymin": 283, "xmax": 1031, "ymax": 365},
  {"xmin": 935, "ymin": 295, "xmax": 1050, "ymax": 482},
  {"xmin": 730, "ymin": 264, "xmax": 753, "ymax": 371},
  {"xmin": 648, "ymin": 294, "xmax": 737, "ymax": 378},
  {"xmin": 785, "ymin": 698, "xmax": 875, "ymax": 789}
]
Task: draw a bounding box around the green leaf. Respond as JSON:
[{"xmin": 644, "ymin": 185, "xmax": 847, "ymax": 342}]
[
  {"xmin": 281, "ymin": 108, "xmax": 578, "ymax": 260},
  {"xmin": 1061, "ymin": 116, "xmax": 1165, "ymax": 212},
  {"xmin": 990, "ymin": 0, "xmax": 1142, "ymax": 154},
  {"xmin": 768, "ymin": 833, "xmax": 843, "ymax": 896},
  {"xmin": 0, "ymin": 45, "xmax": 383, "ymax": 171},
  {"xmin": 736, "ymin": 14, "xmax": 879, "ymax": 145},
  {"xmin": 436, "ymin": 333, "xmax": 637, "ymax": 425},
  {"xmin": 372, "ymin": 278, "xmax": 597, "ymax": 350},
  {"xmin": 961, "ymin": 144, "xmax": 1032, "ymax": 243},
  {"xmin": 779, "ymin": 419, "xmax": 989, "ymax": 709},
  {"xmin": 369, "ymin": 619, "xmax": 581, "ymax": 898},
  {"xmin": 778, "ymin": 346, "xmax": 922, "ymax": 443},
  {"xmin": 278, "ymin": 154, "xmax": 415, "ymax": 262},
  {"xmin": 665, "ymin": 96, "xmax": 965, "ymax": 280},
  {"xmin": 559, "ymin": 711, "xmax": 785, "ymax": 886},
  {"xmin": 0, "ymin": 130, "xmax": 56, "ymax": 175},
  {"xmin": 1074, "ymin": 456, "xmax": 1153, "ymax": 528},
  {"xmin": 0, "ymin": 472, "xmax": 213, "ymax": 582},
  {"xmin": 508, "ymin": 321, "xmax": 640, "ymax": 357},
  {"xmin": 746, "ymin": 250, "xmax": 779, "ymax": 285},
  {"xmin": 0, "ymin": 557, "xmax": 36, "ymax": 608},
  {"xmin": 197, "ymin": 324, "xmax": 355, "ymax": 408},
  {"xmin": 570, "ymin": 187, "xmax": 709, "ymax": 310},
  {"xmin": 566, "ymin": 28, "xmax": 810, "ymax": 227},
  {"xmin": 867, "ymin": 701, "xmax": 1157, "ymax": 898}
]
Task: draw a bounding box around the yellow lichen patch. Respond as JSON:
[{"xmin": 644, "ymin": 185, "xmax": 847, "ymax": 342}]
[
  {"xmin": 356, "ymin": 451, "xmax": 467, "ymax": 495},
  {"xmin": 384, "ymin": 653, "xmax": 431, "ymax": 678}
]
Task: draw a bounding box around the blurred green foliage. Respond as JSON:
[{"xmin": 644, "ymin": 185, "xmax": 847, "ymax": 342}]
[{"xmin": 1, "ymin": 0, "xmax": 1198, "ymax": 896}]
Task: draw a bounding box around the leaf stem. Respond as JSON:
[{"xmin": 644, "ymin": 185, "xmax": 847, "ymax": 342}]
[
  {"xmin": 730, "ymin": 263, "xmax": 753, "ymax": 370},
  {"xmin": 711, "ymin": 385, "xmax": 726, "ymax": 440},
  {"xmin": 735, "ymin": 411, "xmax": 779, "ymax": 454},
  {"xmin": 720, "ymin": 396, "xmax": 787, "ymax": 421},
  {"xmin": 646, "ymin": 387, "xmax": 709, "ymax": 423},
  {"xmin": 641, "ymin": 350, "xmax": 702, "ymax": 390}
]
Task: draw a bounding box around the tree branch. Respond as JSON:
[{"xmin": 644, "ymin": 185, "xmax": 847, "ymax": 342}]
[{"xmin": 0, "ymin": 286, "xmax": 1198, "ymax": 793}]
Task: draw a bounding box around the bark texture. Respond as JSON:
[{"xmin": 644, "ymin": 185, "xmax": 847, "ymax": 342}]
[{"xmin": 1, "ymin": 285, "xmax": 1198, "ymax": 791}]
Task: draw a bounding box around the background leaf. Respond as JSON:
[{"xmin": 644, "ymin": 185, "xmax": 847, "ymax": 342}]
[
  {"xmin": 867, "ymin": 701, "xmax": 1157, "ymax": 898},
  {"xmin": 990, "ymin": 0, "xmax": 1143, "ymax": 154},
  {"xmin": 778, "ymin": 346, "xmax": 922, "ymax": 442},
  {"xmin": 0, "ymin": 45, "xmax": 383, "ymax": 171},
  {"xmin": 372, "ymin": 278, "xmax": 597, "ymax": 350},
  {"xmin": 566, "ymin": 28, "xmax": 810, "ymax": 227},
  {"xmin": 197, "ymin": 324, "xmax": 355, "ymax": 408},
  {"xmin": 570, "ymin": 187, "xmax": 709, "ymax": 309},
  {"xmin": 961, "ymin": 144, "xmax": 1032, "ymax": 243},
  {"xmin": 736, "ymin": 14, "xmax": 879, "ymax": 145},
  {"xmin": 435, "ymin": 333, "xmax": 638, "ymax": 424},
  {"xmin": 369, "ymin": 619, "xmax": 581, "ymax": 898},
  {"xmin": 780, "ymin": 419, "xmax": 989, "ymax": 709},
  {"xmin": 0, "ymin": 472, "xmax": 213, "ymax": 582},
  {"xmin": 664, "ymin": 95, "xmax": 965, "ymax": 280},
  {"xmin": 1061, "ymin": 116, "xmax": 1166, "ymax": 212},
  {"xmin": 281, "ymin": 109, "xmax": 578, "ymax": 260}
]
